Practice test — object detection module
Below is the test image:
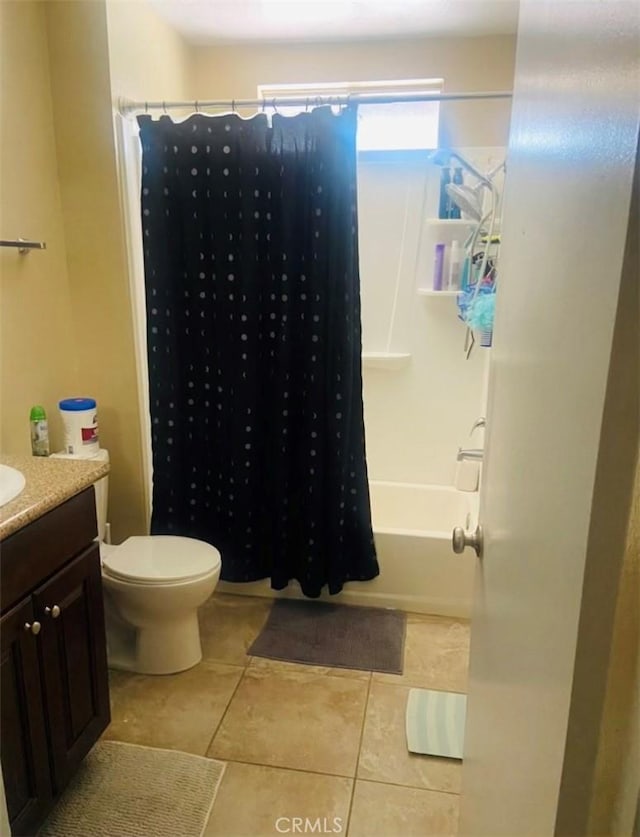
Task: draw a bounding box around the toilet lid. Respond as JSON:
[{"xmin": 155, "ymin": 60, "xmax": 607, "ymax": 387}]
[{"xmin": 102, "ymin": 536, "xmax": 221, "ymax": 584}]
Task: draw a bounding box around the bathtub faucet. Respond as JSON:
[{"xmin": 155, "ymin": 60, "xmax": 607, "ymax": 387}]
[{"xmin": 457, "ymin": 447, "xmax": 484, "ymax": 462}]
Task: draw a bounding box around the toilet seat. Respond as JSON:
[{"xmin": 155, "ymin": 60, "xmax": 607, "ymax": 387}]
[{"xmin": 101, "ymin": 535, "xmax": 221, "ymax": 586}]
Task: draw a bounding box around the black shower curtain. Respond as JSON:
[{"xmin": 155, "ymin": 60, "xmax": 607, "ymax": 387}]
[{"xmin": 138, "ymin": 107, "xmax": 379, "ymax": 597}]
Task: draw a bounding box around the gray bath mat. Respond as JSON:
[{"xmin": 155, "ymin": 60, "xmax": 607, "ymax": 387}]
[
  {"xmin": 38, "ymin": 740, "xmax": 226, "ymax": 837},
  {"xmin": 249, "ymin": 599, "xmax": 406, "ymax": 674}
]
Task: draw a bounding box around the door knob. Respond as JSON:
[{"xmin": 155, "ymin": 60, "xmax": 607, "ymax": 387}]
[
  {"xmin": 44, "ymin": 605, "xmax": 61, "ymax": 618},
  {"xmin": 452, "ymin": 524, "xmax": 484, "ymax": 558},
  {"xmin": 24, "ymin": 621, "xmax": 42, "ymax": 635}
]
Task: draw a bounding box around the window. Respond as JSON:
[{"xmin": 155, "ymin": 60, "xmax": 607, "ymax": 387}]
[{"xmin": 257, "ymin": 79, "xmax": 442, "ymax": 152}]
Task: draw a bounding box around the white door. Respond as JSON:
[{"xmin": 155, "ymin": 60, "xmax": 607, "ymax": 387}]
[{"xmin": 459, "ymin": 2, "xmax": 640, "ymax": 835}]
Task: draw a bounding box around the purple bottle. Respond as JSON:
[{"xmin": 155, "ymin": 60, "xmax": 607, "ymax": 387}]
[{"xmin": 433, "ymin": 243, "xmax": 445, "ymax": 290}]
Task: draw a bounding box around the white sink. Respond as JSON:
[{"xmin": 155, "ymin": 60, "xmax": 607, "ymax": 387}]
[{"xmin": 0, "ymin": 464, "xmax": 26, "ymax": 507}]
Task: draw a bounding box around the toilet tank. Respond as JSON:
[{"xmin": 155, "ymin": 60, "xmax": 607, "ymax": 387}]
[{"xmin": 51, "ymin": 448, "xmax": 109, "ymax": 542}]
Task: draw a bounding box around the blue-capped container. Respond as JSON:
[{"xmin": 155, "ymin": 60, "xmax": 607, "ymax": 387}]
[{"xmin": 59, "ymin": 397, "xmax": 99, "ymax": 457}]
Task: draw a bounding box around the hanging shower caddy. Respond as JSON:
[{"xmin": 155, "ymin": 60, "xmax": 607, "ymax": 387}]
[{"xmin": 419, "ymin": 150, "xmax": 504, "ymax": 354}]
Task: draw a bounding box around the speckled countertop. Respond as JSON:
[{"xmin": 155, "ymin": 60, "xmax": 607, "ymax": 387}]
[{"xmin": 0, "ymin": 455, "xmax": 109, "ymax": 541}]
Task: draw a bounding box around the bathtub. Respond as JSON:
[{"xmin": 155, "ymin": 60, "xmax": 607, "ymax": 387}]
[
  {"xmin": 218, "ymin": 480, "xmax": 477, "ymax": 618},
  {"xmin": 364, "ymin": 481, "xmax": 477, "ymax": 617}
]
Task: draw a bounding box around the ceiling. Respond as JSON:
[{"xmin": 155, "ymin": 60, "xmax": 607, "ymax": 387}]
[{"xmin": 147, "ymin": 0, "xmax": 519, "ymax": 45}]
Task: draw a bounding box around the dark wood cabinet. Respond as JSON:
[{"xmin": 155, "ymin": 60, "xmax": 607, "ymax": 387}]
[
  {"xmin": 0, "ymin": 599, "xmax": 52, "ymax": 834},
  {"xmin": 34, "ymin": 544, "xmax": 110, "ymax": 794},
  {"xmin": 0, "ymin": 488, "xmax": 110, "ymax": 836}
]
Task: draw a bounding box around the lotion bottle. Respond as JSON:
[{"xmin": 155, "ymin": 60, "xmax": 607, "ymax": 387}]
[{"xmin": 448, "ymin": 240, "xmax": 462, "ymax": 289}]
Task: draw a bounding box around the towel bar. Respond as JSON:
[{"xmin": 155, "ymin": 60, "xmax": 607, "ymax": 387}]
[{"xmin": 0, "ymin": 238, "xmax": 47, "ymax": 254}]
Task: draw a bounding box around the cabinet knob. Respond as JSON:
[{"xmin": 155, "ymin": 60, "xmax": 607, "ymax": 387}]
[
  {"xmin": 24, "ymin": 621, "xmax": 41, "ymax": 635},
  {"xmin": 44, "ymin": 605, "xmax": 61, "ymax": 618}
]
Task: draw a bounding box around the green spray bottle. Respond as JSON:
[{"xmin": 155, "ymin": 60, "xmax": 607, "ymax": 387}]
[{"xmin": 30, "ymin": 405, "xmax": 50, "ymax": 456}]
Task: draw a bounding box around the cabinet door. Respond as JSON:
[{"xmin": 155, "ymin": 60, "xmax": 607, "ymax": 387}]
[
  {"xmin": 1, "ymin": 598, "xmax": 52, "ymax": 835},
  {"xmin": 34, "ymin": 544, "xmax": 110, "ymax": 793}
]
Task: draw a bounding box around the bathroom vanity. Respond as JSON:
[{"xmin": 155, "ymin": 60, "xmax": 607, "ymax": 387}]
[{"xmin": 0, "ymin": 456, "xmax": 111, "ymax": 836}]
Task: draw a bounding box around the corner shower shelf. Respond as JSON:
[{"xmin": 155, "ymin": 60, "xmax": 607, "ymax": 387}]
[
  {"xmin": 362, "ymin": 352, "xmax": 412, "ymax": 370},
  {"xmin": 417, "ymin": 289, "xmax": 459, "ymax": 297},
  {"xmin": 425, "ymin": 218, "xmax": 502, "ymax": 232},
  {"xmin": 425, "ymin": 218, "xmax": 475, "ymax": 228}
]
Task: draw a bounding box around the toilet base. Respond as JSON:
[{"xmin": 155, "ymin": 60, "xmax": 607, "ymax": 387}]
[
  {"xmin": 107, "ymin": 615, "xmax": 203, "ymax": 675},
  {"xmin": 103, "ymin": 580, "xmax": 213, "ymax": 676},
  {"xmin": 136, "ymin": 615, "xmax": 203, "ymax": 675}
]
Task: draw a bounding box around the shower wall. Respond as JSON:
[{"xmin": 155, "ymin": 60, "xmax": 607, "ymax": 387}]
[{"xmin": 359, "ymin": 147, "xmax": 504, "ymax": 487}]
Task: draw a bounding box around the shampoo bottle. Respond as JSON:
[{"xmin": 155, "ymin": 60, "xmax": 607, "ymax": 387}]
[{"xmin": 30, "ymin": 405, "xmax": 50, "ymax": 457}]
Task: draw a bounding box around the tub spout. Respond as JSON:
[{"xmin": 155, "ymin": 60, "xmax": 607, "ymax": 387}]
[{"xmin": 457, "ymin": 447, "xmax": 484, "ymax": 462}]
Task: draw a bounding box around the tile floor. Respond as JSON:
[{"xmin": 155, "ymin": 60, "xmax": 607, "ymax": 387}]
[{"xmin": 104, "ymin": 594, "xmax": 470, "ymax": 837}]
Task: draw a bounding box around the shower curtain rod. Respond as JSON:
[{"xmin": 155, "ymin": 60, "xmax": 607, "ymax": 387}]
[{"xmin": 119, "ymin": 90, "xmax": 512, "ymax": 116}]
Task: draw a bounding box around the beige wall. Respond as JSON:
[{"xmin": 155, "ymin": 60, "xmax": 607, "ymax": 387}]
[
  {"xmin": 106, "ymin": 0, "xmax": 193, "ymax": 103},
  {"xmin": 192, "ymin": 36, "xmax": 516, "ymax": 146},
  {"xmin": 0, "ymin": 1, "xmax": 79, "ymax": 454},
  {"xmin": 42, "ymin": 0, "xmax": 192, "ymax": 541},
  {"xmin": 0, "ymin": 0, "xmax": 186, "ymax": 540},
  {"xmin": 44, "ymin": 0, "xmax": 146, "ymax": 542}
]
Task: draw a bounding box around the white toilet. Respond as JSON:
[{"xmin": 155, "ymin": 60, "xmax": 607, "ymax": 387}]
[{"xmin": 56, "ymin": 449, "xmax": 221, "ymax": 675}]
